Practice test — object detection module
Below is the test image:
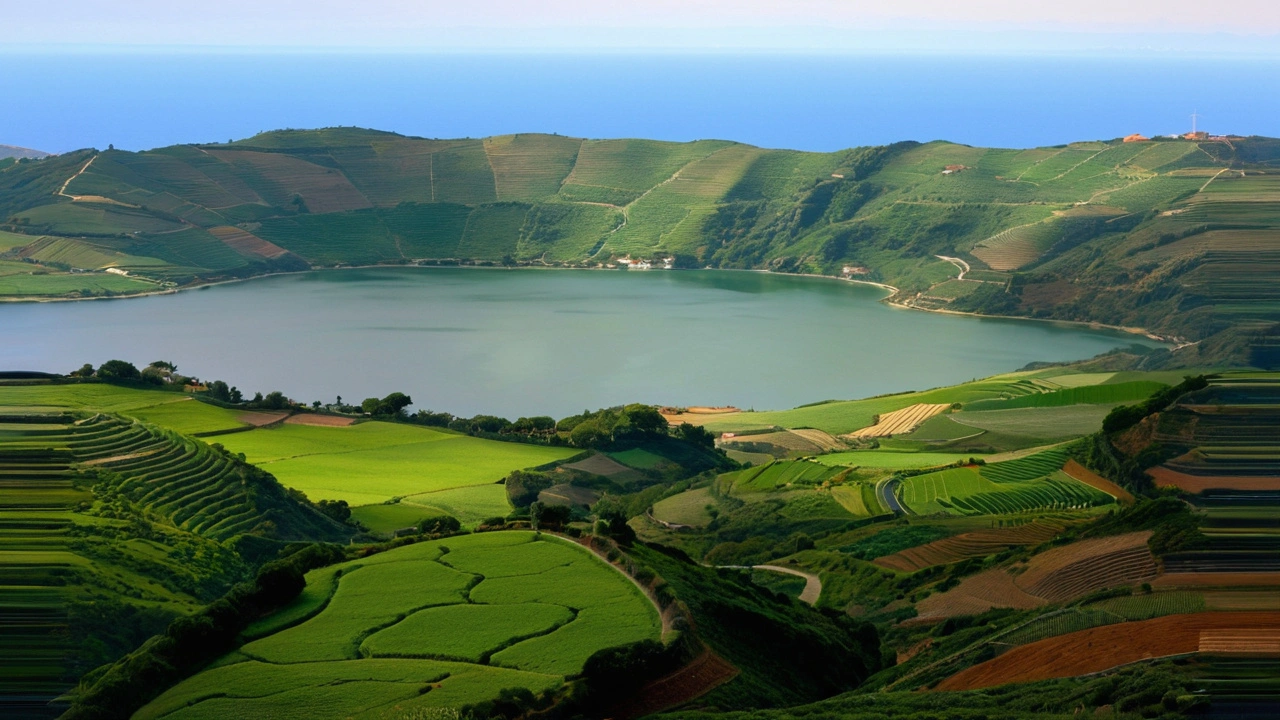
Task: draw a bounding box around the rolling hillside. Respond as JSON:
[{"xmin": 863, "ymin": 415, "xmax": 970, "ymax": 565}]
[{"xmin": 1, "ymin": 128, "xmax": 1278, "ymax": 363}]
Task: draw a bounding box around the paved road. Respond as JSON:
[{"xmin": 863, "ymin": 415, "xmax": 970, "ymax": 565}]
[{"xmin": 876, "ymin": 476, "xmax": 907, "ymax": 515}]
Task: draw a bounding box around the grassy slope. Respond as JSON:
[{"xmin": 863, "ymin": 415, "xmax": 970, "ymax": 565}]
[
  {"xmin": 137, "ymin": 532, "xmax": 659, "ymax": 719},
  {"xmin": 216, "ymin": 422, "xmax": 575, "ymax": 507}
]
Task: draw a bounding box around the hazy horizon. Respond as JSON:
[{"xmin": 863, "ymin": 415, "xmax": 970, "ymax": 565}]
[{"xmin": 5, "ymin": 1, "xmax": 1280, "ymax": 56}]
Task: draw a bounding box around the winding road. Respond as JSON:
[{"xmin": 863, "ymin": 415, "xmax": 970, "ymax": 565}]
[
  {"xmin": 716, "ymin": 564, "xmax": 823, "ymax": 605},
  {"xmin": 876, "ymin": 476, "xmax": 907, "ymax": 515}
]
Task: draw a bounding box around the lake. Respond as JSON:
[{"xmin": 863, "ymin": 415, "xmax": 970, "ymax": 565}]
[{"xmin": 1, "ymin": 268, "xmax": 1165, "ymax": 418}]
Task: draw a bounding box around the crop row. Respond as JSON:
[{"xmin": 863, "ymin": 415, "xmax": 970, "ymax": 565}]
[{"xmin": 978, "ymin": 449, "xmax": 1070, "ymax": 484}]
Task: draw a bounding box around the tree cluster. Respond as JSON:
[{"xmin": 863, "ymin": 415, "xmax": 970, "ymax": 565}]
[{"xmin": 557, "ymin": 404, "xmax": 669, "ymax": 449}]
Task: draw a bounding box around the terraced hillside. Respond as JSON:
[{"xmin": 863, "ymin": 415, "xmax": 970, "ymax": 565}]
[
  {"xmin": 0, "ymin": 411, "xmax": 348, "ymax": 715},
  {"xmin": 136, "ymin": 532, "xmax": 661, "ymax": 720},
  {"xmin": 2, "ymin": 130, "xmax": 1277, "ymax": 362}
]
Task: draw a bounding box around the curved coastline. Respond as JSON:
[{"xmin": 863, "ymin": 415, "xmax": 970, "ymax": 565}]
[{"xmin": 0, "ymin": 262, "xmax": 1180, "ymax": 350}]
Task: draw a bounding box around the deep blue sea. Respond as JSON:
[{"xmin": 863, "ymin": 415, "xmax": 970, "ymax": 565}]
[{"xmin": 3, "ymin": 53, "xmax": 1279, "ymax": 153}]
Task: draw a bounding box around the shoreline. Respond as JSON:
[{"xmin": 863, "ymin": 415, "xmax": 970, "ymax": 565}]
[{"xmin": 0, "ymin": 261, "xmax": 1180, "ymax": 348}]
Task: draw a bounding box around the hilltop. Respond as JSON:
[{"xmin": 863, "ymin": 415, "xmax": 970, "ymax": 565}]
[
  {"xmin": 0, "ymin": 144, "xmax": 50, "ymax": 160},
  {"xmin": 1, "ymin": 128, "xmax": 1277, "ymax": 364}
]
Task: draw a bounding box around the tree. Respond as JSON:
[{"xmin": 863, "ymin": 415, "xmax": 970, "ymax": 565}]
[
  {"xmin": 570, "ymin": 420, "xmax": 610, "ymax": 449},
  {"xmin": 529, "ymin": 501, "xmax": 545, "ymax": 531},
  {"xmin": 97, "ymin": 360, "xmax": 140, "ymax": 381},
  {"xmin": 362, "ymin": 392, "xmax": 413, "ymax": 417},
  {"xmin": 315, "ymin": 499, "xmax": 350, "ymax": 523},
  {"xmin": 417, "ymin": 515, "xmax": 461, "ymax": 535},
  {"xmin": 676, "ymin": 422, "xmax": 716, "ymax": 449},
  {"xmin": 69, "ymin": 363, "xmax": 95, "ymax": 378},
  {"xmin": 622, "ymin": 404, "xmax": 668, "ymax": 436},
  {"xmin": 260, "ymin": 391, "xmax": 289, "ymax": 410}
]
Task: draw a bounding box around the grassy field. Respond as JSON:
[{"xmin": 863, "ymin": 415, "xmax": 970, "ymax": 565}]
[
  {"xmin": 124, "ymin": 398, "xmax": 250, "ymax": 435},
  {"xmin": 814, "ymin": 451, "xmax": 982, "ymax": 469},
  {"xmin": 899, "ymin": 449, "xmax": 1112, "ymax": 516},
  {"xmin": 652, "ymin": 487, "xmax": 716, "ymax": 526},
  {"xmin": 699, "ymin": 376, "xmax": 1046, "ymax": 435},
  {"xmin": 216, "ymin": 422, "xmax": 575, "ymax": 507},
  {"xmin": 962, "ymin": 381, "xmax": 1167, "ymax": 411},
  {"xmin": 141, "ymin": 532, "xmax": 659, "ymax": 719},
  {"xmin": 946, "ymin": 405, "xmax": 1113, "ymax": 440}
]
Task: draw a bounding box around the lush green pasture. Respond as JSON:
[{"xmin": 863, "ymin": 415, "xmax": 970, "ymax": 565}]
[
  {"xmin": 0, "ymin": 229, "xmax": 40, "ymax": 251},
  {"xmin": 0, "ymin": 270, "xmax": 157, "ymax": 296},
  {"xmin": 364, "ymin": 603, "xmax": 574, "ymax": 662},
  {"xmin": 962, "ymin": 380, "xmax": 1167, "ymax": 411},
  {"xmin": 899, "ymin": 454, "xmax": 1111, "ymax": 516},
  {"xmin": 700, "ymin": 376, "xmax": 1036, "ymax": 436},
  {"xmin": 147, "ymin": 532, "xmax": 659, "ymax": 718},
  {"xmin": 0, "ymin": 383, "xmax": 187, "ymax": 413},
  {"xmin": 814, "ymin": 451, "xmax": 981, "ymax": 469},
  {"xmin": 904, "ymin": 414, "xmax": 987, "ymax": 442},
  {"xmin": 610, "ymin": 448, "xmax": 667, "ymax": 469},
  {"xmin": 216, "ymin": 423, "xmax": 574, "ymax": 506},
  {"xmin": 949, "ymin": 405, "xmax": 1114, "ymax": 440},
  {"xmin": 651, "ymin": 487, "xmax": 716, "ymax": 526},
  {"xmin": 134, "ymin": 658, "xmax": 561, "ymax": 720},
  {"xmin": 125, "ymin": 398, "xmax": 249, "ymax": 435},
  {"xmin": 725, "ymin": 460, "xmax": 846, "ymax": 493}
]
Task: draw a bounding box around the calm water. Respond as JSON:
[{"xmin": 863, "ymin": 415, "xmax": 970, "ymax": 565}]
[
  {"xmin": 4, "ymin": 54, "xmax": 1279, "ymax": 153},
  {"xmin": 1, "ymin": 268, "xmax": 1163, "ymax": 417}
]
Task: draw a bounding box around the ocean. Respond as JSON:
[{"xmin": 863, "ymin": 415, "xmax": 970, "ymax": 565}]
[{"xmin": 3, "ymin": 53, "xmax": 1278, "ymax": 154}]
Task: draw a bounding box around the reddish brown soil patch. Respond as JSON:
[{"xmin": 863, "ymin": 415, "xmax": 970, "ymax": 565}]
[
  {"xmin": 284, "ymin": 414, "xmax": 356, "ymax": 427},
  {"xmin": 1062, "ymin": 459, "xmax": 1136, "ymax": 504},
  {"xmin": 874, "ymin": 519, "xmax": 1069, "ymax": 573},
  {"xmin": 915, "ymin": 532, "xmax": 1156, "ymax": 619},
  {"xmin": 1013, "ymin": 531, "xmax": 1155, "ymax": 602},
  {"xmin": 207, "ymin": 225, "xmax": 291, "ymax": 260},
  {"xmin": 937, "ymin": 612, "xmax": 1280, "ymax": 691},
  {"xmin": 1153, "ymin": 572, "xmax": 1280, "ymax": 589},
  {"xmin": 912, "ymin": 569, "xmax": 1046, "ymax": 623},
  {"xmin": 237, "ymin": 411, "xmax": 290, "ymax": 427},
  {"xmin": 1204, "ymin": 592, "xmax": 1280, "ymax": 611},
  {"xmin": 609, "ymin": 648, "xmax": 739, "ymax": 720},
  {"xmin": 1147, "ymin": 465, "xmax": 1280, "ymax": 493}
]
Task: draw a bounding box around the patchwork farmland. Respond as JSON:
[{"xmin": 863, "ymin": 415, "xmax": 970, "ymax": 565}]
[{"xmin": 135, "ymin": 532, "xmax": 661, "ymax": 719}]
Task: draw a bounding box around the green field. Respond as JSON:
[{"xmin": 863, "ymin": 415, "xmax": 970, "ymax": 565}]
[
  {"xmin": 947, "ymin": 405, "xmax": 1115, "ymax": 439},
  {"xmin": 814, "ymin": 451, "xmax": 982, "ymax": 469},
  {"xmin": 651, "ymin": 487, "xmax": 716, "ymax": 526},
  {"xmin": 216, "ymin": 422, "xmax": 575, "ymax": 507},
  {"xmin": 700, "ymin": 376, "xmax": 1049, "ymax": 436},
  {"xmin": 962, "ymin": 381, "xmax": 1168, "ymax": 411},
  {"xmin": 140, "ymin": 532, "xmax": 660, "ymax": 719},
  {"xmin": 899, "ymin": 449, "xmax": 1111, "ymax": 515},
  {"xmin": 723, "ymin": 460, "xmax": 847, "ymax": 494},
  {"xmin": 125, "ymin": 398, "xmax": 250, "ymax": 435}
]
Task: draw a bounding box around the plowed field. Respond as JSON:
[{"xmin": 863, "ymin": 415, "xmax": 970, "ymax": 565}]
[
  {"xmin": 1148, "ymin": 465, "xmax": 1280, "ymax": 493},
  {"xmin": 1013, "ymin": 531, "xmax": 1156, "ymax": 602},
  {"xmin": 938, "ymin": 612, "xmax": 1280, "ymax": 690},
  {"xmin": 1062, "ymin": 459, "xmax": 1135, "ymax": 504},
  {"xmin": 847, "ymin": 403, "xmax": 951, "ymax": 438},
  {"xmin": 912, "ymin": 569, "xmax": 1046, "ymax": 622},
  {"xmin": 874, "ymin": 519, "xmax": 1068, "ymax": 572}
]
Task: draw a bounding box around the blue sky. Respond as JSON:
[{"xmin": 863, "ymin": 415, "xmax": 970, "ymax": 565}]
[{"xmin": 6, "ymin": 1, "xmax": 1280, "ymax": 55}]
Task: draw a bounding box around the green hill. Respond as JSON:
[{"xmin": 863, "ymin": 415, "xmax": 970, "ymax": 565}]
[{"xmin": 2, "ymin": 129, "xmax": 1278, "ymax": 362}]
